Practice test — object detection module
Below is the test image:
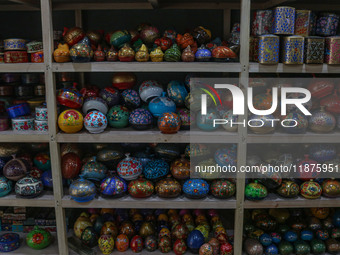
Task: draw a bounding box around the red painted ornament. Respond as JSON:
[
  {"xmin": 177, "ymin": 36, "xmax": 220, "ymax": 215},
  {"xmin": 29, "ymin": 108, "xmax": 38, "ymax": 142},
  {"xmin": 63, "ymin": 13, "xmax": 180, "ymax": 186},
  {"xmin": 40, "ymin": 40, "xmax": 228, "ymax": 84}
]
[
  {"xmin": 61, "ymin": 152, "xmax": 82, "ymax": 179},
  {"xmin": 130, "ymin": 235, "xmax": 143, "ymax": 253},
  {"xmin": 154, "ymin": 37, "xmax": 173, "ymax": 51},
  {"xmin": 220, "ymin": 242, "xmax": 233, "ymax": 255},
  {"xmin": 173, "ymin": 239, "xmax": 187, "ymax": 255}
]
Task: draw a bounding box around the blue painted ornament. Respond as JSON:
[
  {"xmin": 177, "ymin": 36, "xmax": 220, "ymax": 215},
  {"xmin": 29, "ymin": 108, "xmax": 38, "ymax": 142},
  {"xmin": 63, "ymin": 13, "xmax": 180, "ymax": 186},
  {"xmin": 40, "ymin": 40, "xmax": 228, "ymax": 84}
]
[
  {"xmin": 149, "ymin": 92, "xmax": 176, "ymax": 117},
  {"xmin": 260, "ymin": 233, "xmax": 272, "ymax": 246},
  {"xmin": 0, "ymin": 176, "xmax": 12, "ymax": 197},
  {"xmin": 100, "ymin": 175, "xmax": 127, "ymax": 198},
  {"xmin": 69, "ymin": 176, "xmax": 96, "ymax": 203},
  {"xmin": 284, "ymin": 231, "xmax": 298, "ymax": 242},
  {"xmin": 333, "ymin": 209, "xmax": 340, "ymax": 227},
  {"xmin": 270, "ymin": 232, "xmax": 282, "ymax": 244},
  {"xmin": 214, "ymin": 145, "xmax": 237, "ymax": 167},
  {"xmin": 301, "ymin": 230, "xmax": 313, "ymax": 241},
  {"xmin": 309, "ymin": 144, "xmax": 336, "ymax": 163},
  {"xmin": 143, "ymin": 159, "xmax": 169, "ymax": 180},
  {"xmin": 265, "ymin": 244, "xmax": 279, "ymax": 254},
  {"xmin": 183, "ymin": 179, "xmax": 209, "ymax": 199},
  {"xmin": 195, "ymin": 45, "xmax": 211, "ymax": 62},
  {"xmin": 167, "ymin": 80, "xmax": 188, "ymax": 106},
  {"xmin": 121, "ymin": 89, "xmax": 140, "ymax": 109},
  {"xmin": 187, "ymin": 230, "xmax": 205, "ymax": 253},
  {"xmin": 196, "ymin": 108, "xmax": 220, "ymax": 131},
  {"xmin": 41, "ymin": 170, "xmax": 53, "ymax": 188}
]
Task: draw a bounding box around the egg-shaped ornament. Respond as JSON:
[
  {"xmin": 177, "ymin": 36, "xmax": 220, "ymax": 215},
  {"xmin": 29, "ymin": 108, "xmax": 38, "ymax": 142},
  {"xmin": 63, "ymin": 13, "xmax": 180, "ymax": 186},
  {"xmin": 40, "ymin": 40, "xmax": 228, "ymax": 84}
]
[
  {"xmin": 300, "ymin": 179, "xmax": 322, "ymax": 199},
  {"xmin": 118, "ymin": 44, "xmax": 135, "ymax": 62},
  {"xmin": 107, "ymin": 105, "xmax": 129, "ymax": 128},
  {"xmin": 259, "ymin": 233, "xmax": 272, "ymax": 246},
  {"xmin": 245, "ymin": 181, "xmax": 268, "ymax": 200},
  {"xmin": 182, "ymin": 45, "xmax": 195, "ymax": 62},
  {"xmin": 81, "ymin": 226, "xmax": 98, "ymax": 248},
  {"xmin": 112, "ymin": 72, "xmax": 136, "ymax": 90},
  {"xmin": 61, "ymin": 152, "xmax": 82, "ymax": 179},
  {"xmin": 69, "ymin": 176, "xmax": 96, "ymax": 202},
  {"xmin": 174, "ymin": 238, "xmax": 187, "ymax": 255},
  {"xmin": 114, "ymin": 234, "xmax": 129, "ymax": 252},
  {"xmin": 199, "ymin": 243, "xmax": 213, "ymax": 255},
  {"xmin": 99, "ymin": 87, "xmax": 120, "ymax": 107},
  {"xmin": 110, "ymin": 30, "xmax": 131, "ymax": 48},
  {"xmin": 286, "ymin": 92, "xmax": 312, "ymax": 113},
  {"xmin": 130, "ymin": 235, "xmax": 144, "ymax": 253},
  {"xmin": 248, "ymin": 114, "xmax": 277, "ymax": 134},
  {"xmin": 309, "ymin": 144, "xmax": 336, "ymax": 163},
  {"xmin": 167, "ymin": 80, "xmax": 188, "ymax": 106},
  {"xmin": 41, "ymin": 170, "xmax": 53, "ymax": 188},
  {"xmin": 100, "ymin": 175, "xmax": 127, "ymax": 198},
  {"xmin": 320, "ymin": 90, "xmax": 340, "ymax": 114},
  {"xmin": 281, "ymin": 112, "xmax": 308, "ymax": 134},
  {"xmin": 244, "ymin": 238, "xmax": 263, "ymax": 255},
  {"xmin": 129, "ymin": 108, "xmax": 153, "ymax": 130},
  {"xmin": 100, "ymin": 221, "xmax": 118, "ymax": 238},
  {"xmin": 74, "ymin": 214, "xmax": 92, "ymax": 239},
  {"xmin": 187, "ymin": 230, "xmax": 205, "ymax": 254},
  {"xmin": 70, "ymin": 37, "xmax": 93, "ymax": 62},
  {"xmin": 117, "ymin": 153, "xmax": 142, "ymax": 181},
  {"xmin": 322, "ymin": 179, "xmax": 340, "ymax": 197},
  {"xmin": 155, "ymin": 176, "xmax": 181, "ymax": 198},
  {"xmin": 33, "ymin": 152, "xmax": 50, "ymax": 171},
  {"xmin": 0, "ymin": 176, "xmax": 12, "ymax": 197},
  {"xmin": 58, "ymin": 109, "xmax": 83, "ymax": 133},
  {"xmin": 210, "ymin": 179, "xmax": 236, "ymax": 199},
  {"xmin": 82, "ymin": 96, "xmax": 108, "ymax": 115},
  {"xmin": 15, "ymin": 177, "xmax": 43, "ymax": 198},
  {"xmin": 139, "ymin": 80, "xmax": 163, "ymax": 103},
  {"xmin": 310, "ymin": 239, "xmax": 326, "ymax": 254},
  {"xmin": 164, "ymin": 44, "xmax": 181, "ymax": 62},
  {"xmin": 196, "ymin": 108, "xmax": 220, "ymax": 131},
  {"xmin": 212, "ymin": 46, "xmax": 237, "ymax": 61},
  {"xmin": 155, "ymin": 36, "xmax": 173, "ymax": 51},
  {"xmin": 98, "ymin": 235, "xmax": 114, "ymax": 255},
  {"xmin": 150, "ymin": 46, "xmax": 164, "ymax": 62},
  {"xmin": 183, "ymin": 179, "xmax": 209, "ymax": 199},
  {"xmin": 3, "ymin": 158, "xmax": 28, "ymax": 181},
  {"xmin": 221, "ymin": 110, "xmax": 238, "ymax": 132},
  {"xmin": 121, "ymin": 89, "xmax": 140, "ymax": 109},
  {"xmin": 135, "ymin": 44, "xmax": 149, "ymax": 62},
  {"xmin": 172, "ymin": 223, "xmax": 189, "ymax": 240},
  {"xmin": 297, "ymin": 155, "xmax": 320, "ymax": 180},
  {"xmin": 26, "ymin": 226, "xmax": 52, "ymax": 250},
  {"xmin": 145, "ymin": 235, "xmax": 158, "ymax": 252},
  {"xmin": 326, "ymin": 238, "xmax": 340, "ymax": 253},
  {"xmin": 57, "ymin": 84, "xmax": 84, "ymax": 108},
  {"xmin": 158, "ymin": 112, "xmax": 181, "ymax": 134},
  {"xmin": 309, "ymin": 107, "xmax": 336, "ymax": 133},
  {"xmin": 192, "ymin": 26, "xmax": 211, "ymax": 44},
  {"xmin": 177, "ymin": 108, "xmax": 193, "ymax": 130},
  {"xmin": 277, "ymin": 180, "xmax": 299, "ymax": 198},
  {"xmin": 220, "ymin": 242, "xmax": 233, "ymax": 255},
  {"xmin": 159, "ymin": 236, "xmax": 172, "ymax": 253},
  {"xmin": 149, "ymin": 92, "xmax": 176, "ymax": 117},
  {"xmin": 80, "ymin": 157, "xmax": 107, "ymax": 182},
  {"xmin": 140, "ymin": 26, "xmax": 160, "ymax": 46},
  {"xmin": 143, "ymin": 159, "xmax": 169, "ymax": 180},
  {"xmin": 128, "ymin": 176, "xmax": 154, "ymax": 198},
  {"xmin": 84, "ymin": 111, "xmax": 107, "ymax": 134},
  {"xmin": 195, "ymin": 45, "xmax": 211, "ymax": 61},
  {"xmin": 170, "ymin": 155, "xmax": 190, "ymax": 180},
  {"xmin": 214, "ymin": 145, "xmax": 237, "ymax": 168}
]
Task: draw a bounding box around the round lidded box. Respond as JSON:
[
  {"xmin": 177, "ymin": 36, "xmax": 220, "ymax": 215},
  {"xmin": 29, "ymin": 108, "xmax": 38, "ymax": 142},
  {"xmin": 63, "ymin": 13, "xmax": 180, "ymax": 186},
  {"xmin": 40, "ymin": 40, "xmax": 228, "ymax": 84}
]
[
  {"xmin": 0, "ymin": 233, "xmax": 20, "ymax": 252},
  {"xmin": 35, "ymin": 105, "xmax": 48, "ymax": 120},
  {"xmin": 4, "ymin": 38, "xmax": 26, "ymax": 51},
  {"xmin": 34, "ymin": 120, "xmax": 48, "ymax": 132},
  {"xmin": 15, "ymin": 176, "xmax": 43, "ymax": 198},
  {"xmin": 6, "ymin": 103, "xmax": 30, "ymax": 119},
  {"xmin": 12, "ymin": 116, "xmax": 34, "ymax": 132}
]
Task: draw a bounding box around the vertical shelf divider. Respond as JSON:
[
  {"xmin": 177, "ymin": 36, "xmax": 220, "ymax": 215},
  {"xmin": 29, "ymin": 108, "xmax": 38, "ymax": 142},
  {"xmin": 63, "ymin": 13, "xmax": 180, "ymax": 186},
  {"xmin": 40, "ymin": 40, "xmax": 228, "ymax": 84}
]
[
  {"xmin": 234, "ymin": 0, "xmax": 250, "ymax": 254},
  {"xmin": 41, "ymin": 0, "xmax": 68, "ymax": 254}
]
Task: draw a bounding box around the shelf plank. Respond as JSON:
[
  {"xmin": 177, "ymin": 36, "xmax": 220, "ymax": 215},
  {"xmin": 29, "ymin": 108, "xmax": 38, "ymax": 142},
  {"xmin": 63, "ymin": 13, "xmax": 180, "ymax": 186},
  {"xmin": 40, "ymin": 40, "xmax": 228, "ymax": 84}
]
[
  {"xmin": 244, "ymin": 193, "xmax": 336, "ymax": 209},
  {"xmin": 52, "ymin": 62, "xmax": 241, "ymax": 73},
  {"xmin": 1, "ymin": 232, "xmax": 59, "ymax": 255},
  {"xmin": 56, "ymin": 128, "xmax": 239, "ymax": 143},
  {"xmin": 0, "ymin": 191, "xmax": 55, "ymax": 207},
  {"xmin": 249, "ymin": 63, "xmax": 340, "ymax": 73},
  {"xmin": 62, "ymin": 195, "xmax": 236, "ymax": 209},
  {"xmin": 0, "ymin": 130, "xmax": 49, "ymax": 142},
  {"xmin": 247, "ymin": 131, "xmax": 340, "ymax": 143},
  {"xmin": 0, "ymin": 63, "xmax": 44, "ymax": 73}
]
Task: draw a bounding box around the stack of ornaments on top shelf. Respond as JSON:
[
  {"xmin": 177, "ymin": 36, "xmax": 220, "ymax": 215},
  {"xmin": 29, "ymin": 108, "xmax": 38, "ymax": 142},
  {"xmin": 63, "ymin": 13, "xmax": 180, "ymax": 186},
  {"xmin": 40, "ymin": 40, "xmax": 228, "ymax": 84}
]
[
  {"xmin": 53, "ymin": 24, "xmax": 240, "ymax": 63},
  {"xmin": 250, "ymin": 6, "xmax": 340, "ymax": 65},
  {"xmin": 1, "ymin": 39, "xmax": 43, "ymax": 63}
]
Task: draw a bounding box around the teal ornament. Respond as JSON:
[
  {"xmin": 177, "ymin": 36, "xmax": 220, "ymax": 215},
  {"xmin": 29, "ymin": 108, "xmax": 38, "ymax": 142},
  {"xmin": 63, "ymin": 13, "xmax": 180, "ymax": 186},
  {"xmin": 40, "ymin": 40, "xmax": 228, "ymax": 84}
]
[
  {"xmin": 143, "ymin": 159, "xmax": 169, "ymax": 180},
  {"xmin": 167, "ymin": 80, "xmax": 188, "ymax": 106},
  {"xmin": 107, "ymin": 105, "xmax": 130, "ymax": 128},
  {"xmin": 69, "ymin": 176, "xmax": 96, "ymax": 203},
  {"xmin": 80, "ymin": 157, "xmax": 108, "ymax": 182},
  {"xmin": 148, "ymin": 92, "xmax": 176, "ymax": 117},
  {"xmin": 196, "ymin": 108, "xmax": 220, "ymax": 131},
  {"xmin": 110, "ymin": 30, "xmax": 131, "ymax": 48},
  {"xmin": 279, "ymin": 241, "xmax": 294, "ymax": 255},
  {"xmin": 0, "ymin": 176, "xmax": 12, "ymax": 197},
  {"xmin": 294, "ymin": 240, "xmax": 310, "ymax": 255},
  {"xmin": 33, "ymin": 152, "xmax": 51, "ymax": 171}
]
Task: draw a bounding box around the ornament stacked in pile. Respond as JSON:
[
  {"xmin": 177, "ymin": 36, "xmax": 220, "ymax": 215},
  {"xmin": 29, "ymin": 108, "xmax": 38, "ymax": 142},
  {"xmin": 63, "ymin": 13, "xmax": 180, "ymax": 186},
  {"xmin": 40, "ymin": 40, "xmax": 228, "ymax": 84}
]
[{"xmin": 73, "ymin": 208, "xmax": 233, "ymax": 254}]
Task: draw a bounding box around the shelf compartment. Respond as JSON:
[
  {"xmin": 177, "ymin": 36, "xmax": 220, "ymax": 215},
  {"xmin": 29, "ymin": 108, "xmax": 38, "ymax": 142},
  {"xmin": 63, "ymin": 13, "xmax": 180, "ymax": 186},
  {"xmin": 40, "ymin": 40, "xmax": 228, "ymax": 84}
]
[
  {"xmin": 0, "ymin": 63, "xmax": 45, "ymax": 73},
  {"xmin": 56, "ymin": 128, "xmax": 239, "ymax": 143},
  {"xmin": 62, "ymin": 195, "xmax": 236, "ymax": 209},
  {"xmin": 52, "ymin": 62, "xmax": 242, "ymax": 73},
  {"xmin": 0, "ymin": 191, "xmax": 55, "ymax": 207},
  {"xmin": 249, "ymin": 63, "xmax": 340, "ymax": 73},
  {"xmin": 244, "ymin": 193, "xmax": 336, "ymax": 209},
  {"xmin": 0, "ymin": 131, "xmax": 49, "ymax": 142},
  {"xmin": 247, "ymin": 131, "xmax": 340, "ymax": 143}
]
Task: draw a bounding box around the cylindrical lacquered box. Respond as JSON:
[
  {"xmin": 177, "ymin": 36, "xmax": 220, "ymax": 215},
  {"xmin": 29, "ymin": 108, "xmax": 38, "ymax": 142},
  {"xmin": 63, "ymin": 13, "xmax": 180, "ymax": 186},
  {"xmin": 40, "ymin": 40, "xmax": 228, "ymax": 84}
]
[
  {"xmin": 304, "ymin": 36, "xmax": 325, "ymax": 64},
  {"xmin": 273, "ymin": 6, "xmax": 295, "ymax": 35},
  {"xmin": 249, "ymin": 37, "xmax": 259, "ymax": 62},
  {"xmin": 251, "ymin": 10, "xmax": 273, "ymax": 36},
  {"xmin": 258, "ymin": 35, "xmax": 279, "ymax": 64},
  {"xmin": 325, "ymin": 36, "xmax": 340, "ymax": 65},
  {"xmin": 316, "ymin": 13, "xmax": 340, "ymax": 36},
  {"xmin": 282, "ymin": 36, "xmax": 305, "ymax": 64},
  {"xmin": 295, "ymin": 10, "xmax": 316, "ymax": 37}
]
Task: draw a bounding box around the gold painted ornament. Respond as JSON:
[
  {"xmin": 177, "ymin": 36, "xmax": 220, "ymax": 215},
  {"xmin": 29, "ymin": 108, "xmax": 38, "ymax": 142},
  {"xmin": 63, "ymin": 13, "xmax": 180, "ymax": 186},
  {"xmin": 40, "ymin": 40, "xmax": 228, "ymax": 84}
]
[
  {"xmin": 150, "ymin": 46, "xmax": 164, "ymax": 62},
  {"xmin": 135, "ymin": 44, "xmax": 149, "ymax": 62},
  {"xmin": 118, "ymin": 44, "xmax": 135, "ymax": 62}
]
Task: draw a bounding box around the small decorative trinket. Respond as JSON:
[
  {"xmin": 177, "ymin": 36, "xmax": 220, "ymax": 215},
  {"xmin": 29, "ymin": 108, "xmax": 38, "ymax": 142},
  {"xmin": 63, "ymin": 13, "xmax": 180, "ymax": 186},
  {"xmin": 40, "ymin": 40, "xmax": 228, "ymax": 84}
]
[
  {"xmin": 282, "ymin": 36, "xmax": 304, "ymax": 64},
  {"xmin": 94, "ymin": 45, "xmax": 105, "ymax": 61},
  {"xmin": 118, "ymin": 44, "xmax": 135, "ymax": 62},
  {"xmin": 128, "ymin": 176, "xmax": 154, "ymax": 198},
  {"xmin": 295, "ymin": 10, "xmax": 315, "ymax": 37},
  {"xmin": 129, "ymin": 108, "xmax": 153, "ymax": 130},
  {"xmin": 107, "ymin": 105, "xmax": 129, "ymax": 128},
  {"xmin": 140, "ymin": 26, "xmax": 160, "ymax": 46},
  {"xmin": 0, "ymin": 233, "xmax": 20, "ymax": 252},
  {"xmin": 149, "ymin": 92, "xmax": 176, "ymax": 117},
  {"xmin": 245, "ymin": 181, "xmax": 268, "ymax": 200},
  {"xmin": 304, "ymin": 36, "xmax": 325, "ymax": 64},
  {"xmin": 195, "ymin": 45, "xmax": 211, "ymax": 61},
  {"xmin": 99, "ymin": 87, "xmax": 120, "ymax": 107},
  {"xmin": 70, "ymin": 37, "xmax": 93, "ymax": 62},
  {"xmin": 150, "ymin": 46, "xmax": 164, "ymax": 62},
  {"xmin": 273, "ymin": 6, "xmax": 296, "ymax": 35},
  {"xmin": 117, "ymin": 153, "xmax": 142, "ymax": 181},
  {"xmin": 277, "ymin": 180, "xmax": 299, "ymax": 198},
  {"xmin": 135, "ymin": 44, "xmax": 149, "ymax": 62},
  {"xmin": 192, "ymin": 26, "xmax": 211, "ymax": 44},
  {"xmin": 100, "ymin": 175, "xmax": 127, "ymax": 198},
  {"xmin": 211, "ymin": 46, "xmax": 237, "ymax": 61},
  {"xmin": 110, "ymin": 30, "xmax": 131, "ymax": 48},
  {"xmin": 182, "ymin": 45, "xmax": 195, "ymax": 62},
  {"xmin": 63, "ymin": 27, "xmax": 85, "ymax": 46},
  {"xmin": 251, "ymin": 10, "xmax": 273, "ymax": 36},
  {"xmin": 183, "ymin": 179, "xmax": 209, "ymax": 199},
  {"xmin": 154, "ymin": 36, "xmax": 172, "ymax": 51},
  {"xmin": 316, "ymin": 13, "xmax": 339, "ymax": 36},
  {"xmin": 300, "ymin": 179, "xmax": 322, "ymax": 199},
  {"xmin": 309, "ymin": 107, "xmax": 336, "ymax": 133},
  {"xmin": 98, "ymin": 235, "xmax": 114, "ymax": 255},
  {"xmin": 69, "ymin": 176, "xmax": 96, "ymax": 202},
  {"xmin": 164, "ymin": 44, "xmax": 181, "ymax": 62},
  {"xmin": 84, "ymin": 111, "xmax": 107, "ymax": 134},
  {"xmin": 53, "ymin": 43, "xmax": 70, "ymax": 62},
  {"xmin": 26, "ymin": 226, "xmax": 52, "ymax": 250},
  {"xmin": 325, "ymin": 36, "xmax": 340, "ymax": 65},
  {"xmin": 15, "ymin": 177, "xmax": 43, "ymax": 198},
  {"xmin": 106, "ymin": 46, "xmax": 118, "ymax": 61}
]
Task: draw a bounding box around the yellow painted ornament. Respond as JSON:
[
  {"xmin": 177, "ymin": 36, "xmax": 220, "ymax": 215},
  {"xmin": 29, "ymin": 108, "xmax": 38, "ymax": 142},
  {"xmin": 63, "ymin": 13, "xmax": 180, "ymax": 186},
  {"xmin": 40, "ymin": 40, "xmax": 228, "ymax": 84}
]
[
  {"xmin": 74, "ymin": 215, "xmax": 92, "ymax": 239},
  {"xmin": 269, "ymin": 208, "xmax": 290, "ymax": 223},
  {"xmin": 150, "ymin": 46, "xmax": 164, "ymax": 62},
  {"xmin": 58, "ymin": 109, "xmax": 83, "ymax": 133},
  {"xmin": 135, "ymin": 44, "xmax": 149, "ymax": 62}
]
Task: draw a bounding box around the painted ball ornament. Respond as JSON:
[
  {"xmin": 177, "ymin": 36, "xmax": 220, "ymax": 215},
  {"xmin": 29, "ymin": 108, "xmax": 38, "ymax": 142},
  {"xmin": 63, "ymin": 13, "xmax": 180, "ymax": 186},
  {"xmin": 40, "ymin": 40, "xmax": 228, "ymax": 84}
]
[
  {"xmin": 69, "ymin": 176, "xmax": 96, "ymax": 203},
  {"xmin": 220, "ymin": 242, "xmax": 233, "ymax": 255},
  {"xmin": 183, "ymin": 179, "xmax": 209, "ymax": 199},
  {"xmin": 117, "ymin": 154, "xmax": 142, "ymax": 181},
  {"xmin": 98, "ymin": 235, "xmax": 114, "ymax": 255},
  {"xmin": 121, "ymin": 89, "xmax": 140, "ymax": 109},
  {"xmin": 15, "ymin": 176, "xmax": 43, "ymax": 198},
  {"xmin": 196, "ymin": 108, "xmax": 220, "ymax": 131},
  {"xmin": 149, "ymin": 92, "xmax": 176, "ymax": 117},
  {"xmin": 61, "ymin": 152, "xmax": 82, "ymax": 179},
  {"xmin": 0, "ymin": 176, "xmax": 12, "ymax": 197},
  {"xmin": 139, "ymin": 80, "xmax": 163, "ymax": 103},
  {"xmin": 115, "ymin": 234, "xmax": 129, "ymax": 252},
  {"xmin": 26, "ymin": 226, "xmax": 52, "ymax": 250},
  {"xmin": 58, "ymin": 109, "xmax": 83, "ymax": 133},
  {"xmin": 158, "ymin": 112, "xmax": 181, "ymax": 134},
  {"xmin": 300, "ymin": 179, "xmax": 322, "ymax": 199},
  {"xmin": 107, "ymin": 105, "xmax": 129, "ymax": 128},
  {"xmin": 174, "ymin": 238, "xmax": 187, "ymax": 255},
  {"xmin": 128, "ymin": 176, "xmax": 154, "ymax": 198},
  {"xmin": 130, "ymin": 235, "xmax": 143, "ymax": 253},
  {"xmin": 145, "ymin": 235, "xmax": 158, "ymax": 252},
  {"xmin": 167, "ymin": 80, "xmax": 188, "ymax": 106},
  {"xmin": 187, "ymin": 230, "xmax": 205, "ymax": 253},
  {"xmin": 84, "ymin": 111, "xmax": 107, "ymax": 134},
  {"xmin": 100, "ymin": 175, "xmax": 127, "ymax": 198},
  {"xmin": 129, "ymin": 108, "xmax": 153, "ymax": 130},
  {"xmin": 99, "ymin": 87, "xmax": 120, "ymax": 107},
  {"xmin": 309, "ymin": 107, "xmax": 336, "ymax": 133},
  {"xmin": 245, "ymin": 181, "xmax": 268, "ymax": 200},
  {"xmin": 199, "ymin": 243, "xmax": 213, "ymax": 255},
  {"xmin": 81, "ymin": 226, "xmax": 98, "ymax": 248}
]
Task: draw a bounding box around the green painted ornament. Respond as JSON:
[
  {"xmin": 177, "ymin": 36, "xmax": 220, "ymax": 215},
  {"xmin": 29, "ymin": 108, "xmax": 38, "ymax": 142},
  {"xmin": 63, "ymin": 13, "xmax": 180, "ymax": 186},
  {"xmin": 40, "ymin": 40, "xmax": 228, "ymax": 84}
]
[
  {"xmin": 110, "ymin": 30, "xmax": 131, "ymax": 48},
  {"xmin": 26, "ymin": 226, "xmax": 52, "ymax": 250},
  {"xmin": 277, "ymin": 180, "xmax": 299, "ymax": 198},
  {"xmin": 164, "ymin": 44, "xmax": 181, "ymax": 62},
  {"xmin": 279, "ymin": 241, "xmax": 294, "ymax": 255},
  {"xmin": 245, "ymin": 181, "xmax": 268, "ymax": 200},
  {"xmin": 81, "ymin": 226, "xmax": 98, "ymax": 248},
  {"xmin": 107, "ymin": 105, "xmax": 129, "ymax": 128},
  {"xmin": 331, "ymin": 228, "xmax": 340, "ymax": 238},
  {"xmin": 294, "ymin": 240, "xmax": 310, "ymax": 255},
  {"xmin": 133, "ymin": 39, "xmax": 143, "ymax": 52},
  {"xmin": 310, "ymin": 239, "xmax": 326, "ymax": 254}
]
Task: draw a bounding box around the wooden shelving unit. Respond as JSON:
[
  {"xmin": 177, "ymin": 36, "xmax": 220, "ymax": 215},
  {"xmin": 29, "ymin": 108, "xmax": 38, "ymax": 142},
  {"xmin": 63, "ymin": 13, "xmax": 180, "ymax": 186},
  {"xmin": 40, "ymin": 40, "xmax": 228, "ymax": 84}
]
[{"xmin": 1, "ymin": 0, "xmax": 339, "ymax": 254}]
